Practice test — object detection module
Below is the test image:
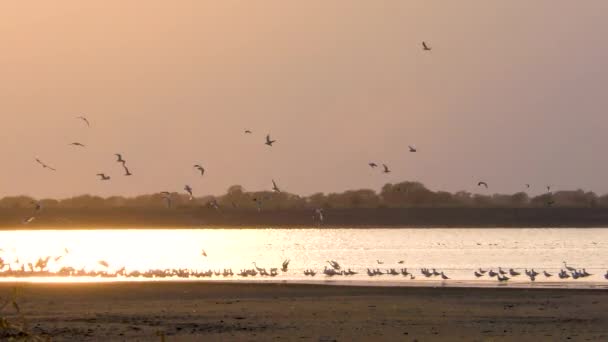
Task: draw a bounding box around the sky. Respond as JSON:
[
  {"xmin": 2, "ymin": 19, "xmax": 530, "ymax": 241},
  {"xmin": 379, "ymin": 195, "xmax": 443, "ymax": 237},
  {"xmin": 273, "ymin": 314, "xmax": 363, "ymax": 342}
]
[{"xmin": 1, "ymin": 1, "xmax": 608, "ymax": 199}]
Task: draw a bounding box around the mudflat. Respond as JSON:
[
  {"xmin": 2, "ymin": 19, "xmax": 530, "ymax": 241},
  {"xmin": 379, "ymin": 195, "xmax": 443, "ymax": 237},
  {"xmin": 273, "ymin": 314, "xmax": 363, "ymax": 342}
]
[{"xmin": 1, "ymin": 282, "xmax": 606, "ymax": 341}]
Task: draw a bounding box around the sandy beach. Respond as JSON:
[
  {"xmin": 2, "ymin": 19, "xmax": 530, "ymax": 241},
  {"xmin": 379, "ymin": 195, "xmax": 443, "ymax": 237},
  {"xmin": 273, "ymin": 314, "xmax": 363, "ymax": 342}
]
[{"xmin": 0, "ymin": 282, "xmax": 605, "ymax": 341}]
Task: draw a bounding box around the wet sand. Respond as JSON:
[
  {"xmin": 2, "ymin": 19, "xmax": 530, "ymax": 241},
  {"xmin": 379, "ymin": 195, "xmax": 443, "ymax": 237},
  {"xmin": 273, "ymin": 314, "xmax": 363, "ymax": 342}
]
[{"xmin": 1, "ymin": 282, "xmax": 606, "ymax": 341}]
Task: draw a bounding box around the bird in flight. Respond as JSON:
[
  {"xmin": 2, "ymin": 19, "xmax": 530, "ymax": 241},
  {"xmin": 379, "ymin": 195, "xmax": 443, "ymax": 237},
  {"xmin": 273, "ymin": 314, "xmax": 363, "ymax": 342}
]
[
  {"xmin": 408, "ymin": 145, "xmax": 417, "ymax": 153},
  {"xmin": 422, "ymin": 41, "xmax": 432, "ymax": 51},
  {"xmin": 244, "ymin": 130, "xmax": 252, "ymax": 134},
  {"xmin": 201, "ymin": 249, "xmax": 207, "ymax": 257},
  {"xmin": 193, "ymin": 165, "xmax": 205, "ymax": 176},
  {"xmin": 272, "ymin": 179, "xmax": 281, "ymax": 193},
  {"xmin": 122, "ymin": 164, "xmax": 132, "ymax": 176},
  {"xmin": 184, "ymin": 185, "xmax": 193, "ymax": 200},
  {"xmin": 35, "ymin": 158, "xmax": 56, "ymax": 171},
  {"xmin": 98, "ymin": 260, "xmax": 109, "ymax": 268},
  {"xmin": 546, "ymin": 186, "xmax": 551, "ymax": 192},
  {"xmin": 265, "ymin": 134, "xmax": 276, "ymax": 146},
  {"xmin": 96, "ymin": 173, "xmax": 110, "ymax": 181},
  {"xmin": 76, "ymin": 116, "xmax": 90, "ymax": 127},
  {"xmin": 368, "ymin": 162, "xmax": 378, "ymax": 168},
  {"xmin": 69, "ymin": 142, "xmax": 86, "ymax": 148},
  {"xmin": 525, "ymin": 184, "xmax": 530, "ymax": 189},
  {"xmin": 382, "ymin": 164, "xmax": 391, "ymax": 173},
  {"xmin": 115, "ymin": 154, "xmax": 126, "ymax": 164},
  {"xmin": 478, "ymin": 181, "xmax": 488, "ymax": 188}
]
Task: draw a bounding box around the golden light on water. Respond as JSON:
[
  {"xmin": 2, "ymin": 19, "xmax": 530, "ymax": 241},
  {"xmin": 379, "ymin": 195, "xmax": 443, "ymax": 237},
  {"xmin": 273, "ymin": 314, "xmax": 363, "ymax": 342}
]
[{"xmin": 0, "ymin": 228, "xmax": 606, "ymax": 287}]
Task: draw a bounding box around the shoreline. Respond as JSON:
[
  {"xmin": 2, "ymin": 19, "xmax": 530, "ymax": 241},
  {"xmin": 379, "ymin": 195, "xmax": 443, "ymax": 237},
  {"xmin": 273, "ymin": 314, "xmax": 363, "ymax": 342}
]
[
  {"xmin": 2, "ymin": 282, "xmax": 606, "ymax": 341},
  {"xmin": 0, "ymin": 278, "xmax": 607, "ymax": 290},
  {"xmin": 4, "ymin": 207, "xmax": 608, "ymax": 229}
]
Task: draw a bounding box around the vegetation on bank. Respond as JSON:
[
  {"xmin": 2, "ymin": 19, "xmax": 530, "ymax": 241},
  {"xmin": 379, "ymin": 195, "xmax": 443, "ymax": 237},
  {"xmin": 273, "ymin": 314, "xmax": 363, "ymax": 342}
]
[{"xmin": 1, "ymin": 181, "xmax": 605, "ymax": 210}]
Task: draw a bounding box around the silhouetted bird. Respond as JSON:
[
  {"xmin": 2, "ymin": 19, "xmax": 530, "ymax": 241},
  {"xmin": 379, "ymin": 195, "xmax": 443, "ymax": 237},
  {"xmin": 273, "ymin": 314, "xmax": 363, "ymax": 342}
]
[
  {"xmin": 382, "ymin": 164, "xmax": 391, "ymax": 173},
  {"xmin": 122, "ymin": 164, "xmax": 132, "ymax": 176},
  {"xmin": 244, "ymin": 130, "xmax": 252, "ymax": 134},
  {"xmin": 369, "ymin": 162, "xmax": 378, "ymax": 168},
  {"xmin": 194, "ymin": 165, "xmax": 205, "ymax": 176},
  {"xmin": 115, "ymin": 154, "xmax": 126, "ymax": 164},
  {"xmin": 76, "ymin": 116, "xmax": 90, "ymax": 127},
  {"xmin": 272, "ymin": 179, "xmax": 281, "ymax": 193},
  {"xmin": 98, "ymin": 260, "xmax": 109, "ymax": 268},
  {"xmin": 184, "ymin": 185, "xmax": 193, "ymax": 200},
  {"xmin": 265, "ymin": 134, "xmax": 276, "ymax": 146},
  {"xmin": 422, "ymin": 41, "xmax": 432, "ymax": 51},
  {"xmin": 408, "ymin": 145, "xmax": 417, "ymax": 152},
  {"xmin": 201, "ymin": 249, "xmax": 207, "ymax": 257},
  {"xmin": 525, "ymin": 184, "xmax": 530, "ymax": 189},
  {"xmin": 22, "ymin": 216, "xmax": 35, "ymax": 225},
  {"xmin": 478, "ymin": 181, "xmax": 488, "ymax": 188},
  {"xmin": 35, "ymin": 158, "xmax": 56, "ymax": 171},
  {"xmin": 96, "ymin": 173, "xmax": 110, "ymax": 181},
  {"xmin": 69, "ymin": 142, "xmax": 86, "ymax": 147}
]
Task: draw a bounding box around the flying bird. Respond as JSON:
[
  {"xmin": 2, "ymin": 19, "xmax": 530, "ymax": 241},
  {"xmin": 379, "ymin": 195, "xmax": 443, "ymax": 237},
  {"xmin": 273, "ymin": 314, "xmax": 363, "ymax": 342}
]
[
  {"xmin": 478, "ymin": 181, "xmax": 488, "ymax": 188},
  {"xmin": 184, "ymin": 185, "xmax": 193, "ymax": 200},
  {"xmin": 201, "ymin": 249, "xmax": 207, "ymax": 257},
  {"xmin": 76, "ymin": 116, "xmax": 90, "ymax": 127},
  {"xmin": 265, "ymin": 134, "xmax": 276, "ymax": 146},
  {"xmin": 115, "ymin": 154, "xmax": 126, "ymax": 164},
  {"xmin": 244, "ymin": 130, "xmax": 252, "ymax": 134},
  {"xmin": 382, "ymin": 164, "xmax": 391, "ymax": 174},
  {"xmin": 69, "ymin": 142, "xmax": 86, "ymax": 147},
  {"xmin": 35, "ymin": 158, "xmax": 56, "ymax": 171},
  {"xmin": 193, "ymin": 165, "xmax": 205, "ymax": 176},
  {"xmin": 546, "ymin": 186, "xmax": 551, "ymax": 192},
  {"xmin": 272, "ymin": 179, "xmax": 281, "ymax": 193},
  {"xmin": 408, "ymin": 145, "xmax": 417, "ymax": 153},
  {"xmin": 422, "ymin": 41, "xmax": 432, "ymax": 51},
  {"xmin": 122, "ymin": 164, "xmax": 132, "ymax": 176},
  {"xmin": 98, "ymin": 260, "xmax": 109, "ymax": 268},
  {"xmin": 96, "ymin": 173, "xmax": 110, "ymax": 181},
  {"xmin": 525, "ymin": 184, "xmax": 530, "ymax": 189},
  {"xmin": 368, "ymin": 162, "xmax": 378, "ymax": 168}
]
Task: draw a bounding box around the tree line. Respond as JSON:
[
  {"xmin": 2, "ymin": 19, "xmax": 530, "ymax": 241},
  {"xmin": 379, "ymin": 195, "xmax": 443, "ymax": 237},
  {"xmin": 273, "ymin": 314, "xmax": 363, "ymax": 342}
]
[{"xmin": 2, "ymin": 181, "xmax": 606, "ymax": 210}]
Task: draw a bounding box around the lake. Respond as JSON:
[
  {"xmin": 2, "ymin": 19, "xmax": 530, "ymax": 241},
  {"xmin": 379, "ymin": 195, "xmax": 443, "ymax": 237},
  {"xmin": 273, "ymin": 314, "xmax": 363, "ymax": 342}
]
[{"xmin": 0, "ymin": 228, "xmax": 606, "ymax": 288}]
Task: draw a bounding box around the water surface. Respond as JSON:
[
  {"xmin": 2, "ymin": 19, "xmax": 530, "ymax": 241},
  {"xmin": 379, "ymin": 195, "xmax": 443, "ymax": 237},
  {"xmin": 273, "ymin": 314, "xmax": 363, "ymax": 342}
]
[{"xmin": 0, "ymin": 228, "xmax": 606, "ymax": 288}]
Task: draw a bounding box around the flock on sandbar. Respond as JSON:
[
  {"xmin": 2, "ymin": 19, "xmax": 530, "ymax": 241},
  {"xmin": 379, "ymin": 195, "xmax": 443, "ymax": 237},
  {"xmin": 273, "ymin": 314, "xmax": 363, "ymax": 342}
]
[{"xmin": 0, "ymin": 253, "xmax": 606, "ymax": 283}]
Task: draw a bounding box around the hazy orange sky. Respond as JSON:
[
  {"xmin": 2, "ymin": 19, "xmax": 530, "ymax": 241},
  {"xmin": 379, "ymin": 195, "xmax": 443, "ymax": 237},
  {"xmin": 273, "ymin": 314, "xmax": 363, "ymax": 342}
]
[{"xmin": 2, "ymin": 1, "xmax": 608, "ymax": 199}]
